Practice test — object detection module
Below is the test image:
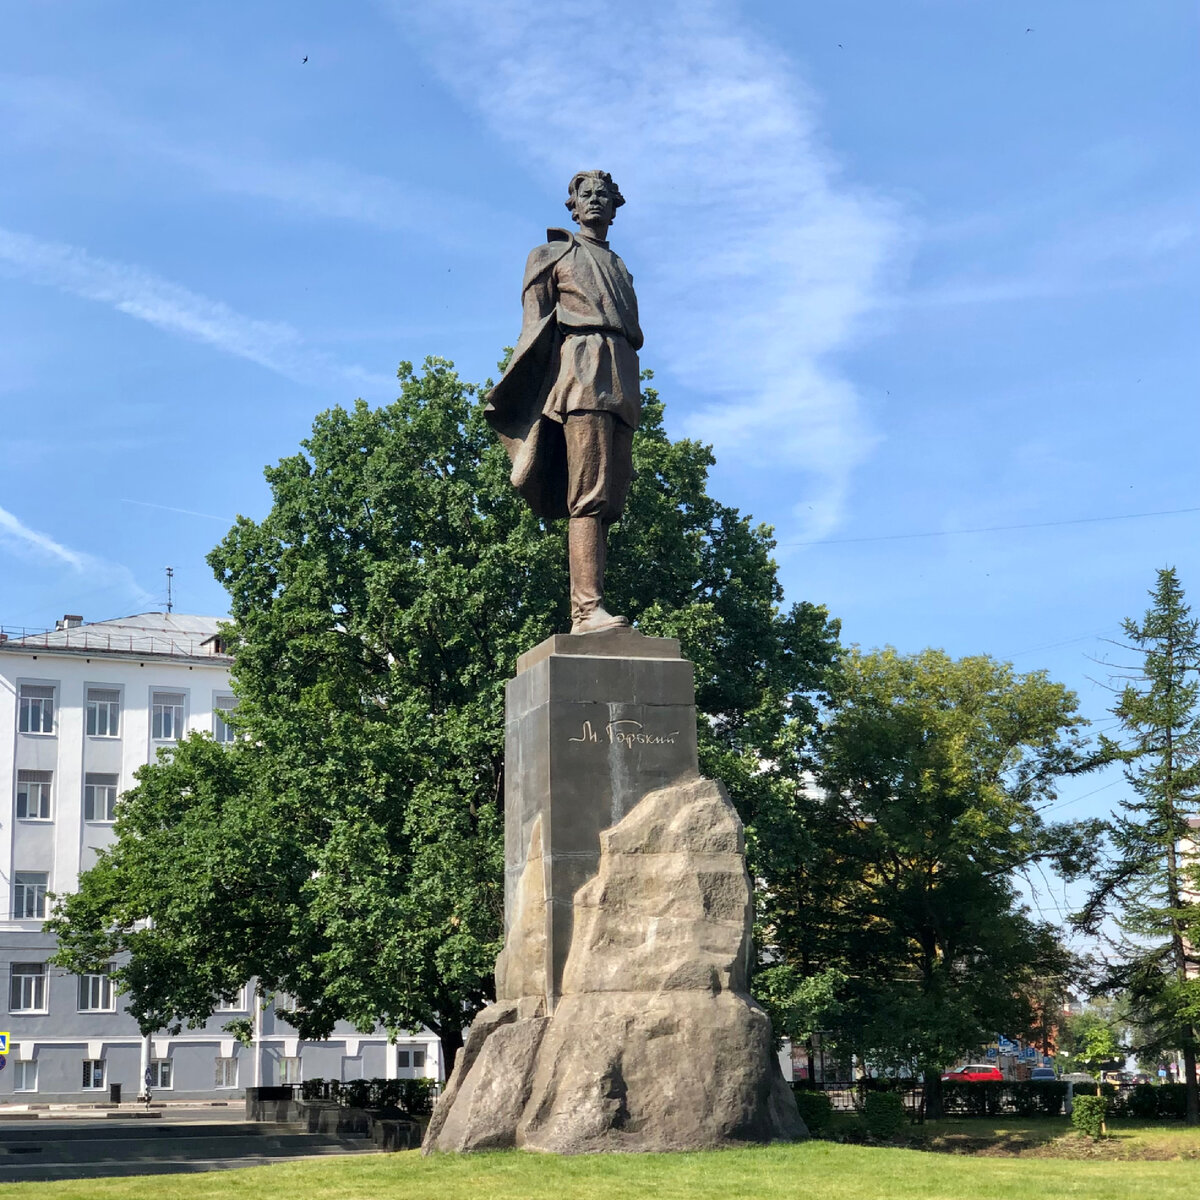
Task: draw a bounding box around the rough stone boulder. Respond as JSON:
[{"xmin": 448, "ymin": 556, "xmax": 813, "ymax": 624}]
[{"xmin": 423, "ymin": 777, "xmax": 806, "ymax": 1153}]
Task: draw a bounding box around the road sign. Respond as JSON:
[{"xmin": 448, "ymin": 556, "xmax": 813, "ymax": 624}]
[
  {"xmin": 0, "ymin": 1032, "xmax": 9, "ymax": 1055},
  {"xmin": 145, "ymin": 1068, "xmax": 153, "ymax": 1087}
]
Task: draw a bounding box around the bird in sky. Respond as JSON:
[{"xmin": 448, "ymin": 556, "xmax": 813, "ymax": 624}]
[{"xmin": 302, "ymin": 55, "xmax": 308, "ymax": 63}]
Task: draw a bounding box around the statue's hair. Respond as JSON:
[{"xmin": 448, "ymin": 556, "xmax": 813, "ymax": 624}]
[{"xmin": 564, "ymin": 171, "xmax": 625, "ymax": 223}]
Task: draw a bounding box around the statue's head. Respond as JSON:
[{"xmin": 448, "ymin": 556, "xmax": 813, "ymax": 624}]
[{"xmin": 565, "ymin": 171, "xmax": 625, "ymax": 226}]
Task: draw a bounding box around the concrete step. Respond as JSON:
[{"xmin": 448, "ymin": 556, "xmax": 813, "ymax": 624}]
[
  {"xmin": 0, "ymin": 1120, "xmax": 355, "ymax": 1144},
  {"xmin": 0, "ymin": 1146, "xmax": 382, "ymax": 1184},
  {"xmin": 0, "ymin": 1127, "xmax": 373, "ymax": 1169}
]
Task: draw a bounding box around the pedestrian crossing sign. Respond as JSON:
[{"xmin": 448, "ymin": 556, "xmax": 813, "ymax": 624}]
[{"xmin": 0, "ymin": 1033, "xmax": 9, "ymax": 1055}]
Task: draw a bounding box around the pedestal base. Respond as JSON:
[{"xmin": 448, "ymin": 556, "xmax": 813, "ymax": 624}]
[{"xmin": 424, "ymin": 777, "xmax": 805, "ymax": 1153}]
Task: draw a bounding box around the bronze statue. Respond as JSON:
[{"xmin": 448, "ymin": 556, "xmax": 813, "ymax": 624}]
[{"xmin": 485, "ymin": 171, "xmax": 643, "ymax": 634}]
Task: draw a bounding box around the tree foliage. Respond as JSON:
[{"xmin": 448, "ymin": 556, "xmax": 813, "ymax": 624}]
[
  {"xmin": 763, "ymin": 647, "xmax": 1094, "ymax": 1112},
  {"xmin": 50, "ymin": 358, "xmax": 838, "ymax": 1068},
  {"xmin": 1075, "ymin": 567, "xmax": 1200, "ymax": 1123}
]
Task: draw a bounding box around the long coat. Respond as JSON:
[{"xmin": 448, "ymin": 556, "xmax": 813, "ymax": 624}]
[{"xmin": 485, "ymin": 228, "xmax": 642, "ymax": 520}]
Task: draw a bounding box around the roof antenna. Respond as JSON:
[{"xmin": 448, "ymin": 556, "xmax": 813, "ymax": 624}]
[{"xmin": 165, "ymin": 566, "xmax": 174, "ymax": 614}]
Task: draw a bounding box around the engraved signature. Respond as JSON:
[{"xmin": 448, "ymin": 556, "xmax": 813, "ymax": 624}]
[{"xmin": 568, "ymin": 719, "xmax": 679, "ymax": 748}]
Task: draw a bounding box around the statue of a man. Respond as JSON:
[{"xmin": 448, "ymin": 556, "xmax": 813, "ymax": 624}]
[{"xmin": 485, "ymin": 170, "xmax": 643, "ymax": 634}]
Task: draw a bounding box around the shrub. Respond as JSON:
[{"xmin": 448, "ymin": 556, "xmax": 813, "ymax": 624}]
[
  {"xmin": 941, "ymin": 1079, "xmax": 1003, "ymax": 1116},
  {"xmin": 863, "ymin": 1091, "xmax": 906, "ymax": 1139},
  {"xmin": 1071, "ymin": 1094, "xmax": 1108, "ymax": 1140},
  {"xmin": 1011, "ymin": 1080, "xmax": 1067, "ymax": 1116},
  {"xmin": 397, "ymin": 1077, "xmax": 436, "ymax": 1115},
  {"xmin": 1154, "ymin": 1083, "xmax": 1188, "ymax": 1119},
  {"xmin": 1071, "ymin": 1080, "xmax": 1097, "ymax": 1096},
  {"xmin": 1125, "ymin": 1083, "xmax": 1158, "ymax": 1119},
  {"xmin": 792, "ymin": 1089, "xmax": 833, "ymax": 1134}
]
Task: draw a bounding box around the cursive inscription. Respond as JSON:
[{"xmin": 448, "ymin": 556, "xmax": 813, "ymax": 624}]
[{"xmin": 568, "ymin": 719, "xmax": 679, "ymax": 748}]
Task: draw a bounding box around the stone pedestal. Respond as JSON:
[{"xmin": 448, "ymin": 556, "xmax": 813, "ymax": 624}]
[
  {"xmin": 498, "ymin": 627, "xmax": 698, "ymax": 1011},
  {"xmin": 424, "ymin": 630, "xmax": 804, "ymax": 1154}
]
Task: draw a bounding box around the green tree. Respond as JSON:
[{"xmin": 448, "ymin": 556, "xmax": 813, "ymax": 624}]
[
  {"xmin": 1075, "ymin": 567, "xmax": 1200, "ymax": 1123},
  {"xmin": 50, "ymin": 358, "xmax": 839, "ymax": 1072},
  {"xmin": 793, "ymin": 647, "xmax": 1094, "ymax": 1116},
  {"xmin": 1059, "ymin": 1002, "xmax": 1125, "ymax": 1079}
]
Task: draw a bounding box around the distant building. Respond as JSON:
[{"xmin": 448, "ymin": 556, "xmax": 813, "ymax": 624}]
[{"xmin": 0, "ymin": 612, "xmax": 439, "ymax": 1102}]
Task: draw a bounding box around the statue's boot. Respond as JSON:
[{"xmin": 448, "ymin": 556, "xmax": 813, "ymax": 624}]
[{"xmin": 569, "ymin": 516, "xmax": 629, "ymax": 634}]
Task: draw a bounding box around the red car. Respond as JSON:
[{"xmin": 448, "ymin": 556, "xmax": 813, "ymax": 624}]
[{"xmin": 941, "ymin": 1063, "xmax": 1004, "ymax": 1082}]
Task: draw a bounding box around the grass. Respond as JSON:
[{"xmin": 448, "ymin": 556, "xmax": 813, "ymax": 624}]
[{"xmin": 2, "ymin": 1134, "xmax": 1200, "ymax": 1200}]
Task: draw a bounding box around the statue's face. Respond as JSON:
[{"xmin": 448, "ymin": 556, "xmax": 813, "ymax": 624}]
[{"xmin": 574, "ymin": 176, "xmax": 615, "ymax": 226}]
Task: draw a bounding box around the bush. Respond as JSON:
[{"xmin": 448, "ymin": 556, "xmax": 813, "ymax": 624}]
[
  {"xmin": 1154, "ymin": 1083, "xmax": 1189, "ymax": 1119},
  {"xmin": 396, "ymin": 1077, "xmax": 436, "ymax": 1115},
  {"xmin": 1124, "ymin": 1083, "xmax": 1158, "ymax": 1119},
  {"xmin": 1011, "ymin": 1080, "xmax": 1067, "ymax": 1116},
  {"xmin": 863, "ymin": 1091, "xmax": 906, "ymax": 1139},
  {"xmin": 941, "ymin": 1080, "xmax": 1004, "ymax": 1116},
  {"xmin": 296, "ymin": 1076, "xmax": 435, "ymax": 1115},
  {"xmin": 1071, "ymin": 1080, "xmax": 1097, "ymax": 1096},
  {"xmin": 1071, "ymin": 1094, "xmax": 1108, "ymax": 1140},
  {"xmin": 792, "ymin": 1089, "xmax": 833, "ymax": 1134}
]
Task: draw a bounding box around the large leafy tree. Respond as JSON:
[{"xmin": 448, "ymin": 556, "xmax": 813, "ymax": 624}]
[
  {"xmin": 772, "ymin": 647, "xmax": 1094, "ymax": 1115},
  {"xmin": 51, "ymin": 358, "xmax": 838, "ymax": 1071},
  {"xmin": 1075, "ymin": 567, "xmax": 1200, "ymax": 1123}
]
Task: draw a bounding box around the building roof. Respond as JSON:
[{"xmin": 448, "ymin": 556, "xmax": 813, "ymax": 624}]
[{"xmin": 0, "ymin": 613, "xmax": 231, "ymax": 662}]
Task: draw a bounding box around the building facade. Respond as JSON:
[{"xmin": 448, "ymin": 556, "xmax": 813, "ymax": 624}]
[{"xmin": 0, "ymin": 612, "xmax": 439, "ymax": 1102}]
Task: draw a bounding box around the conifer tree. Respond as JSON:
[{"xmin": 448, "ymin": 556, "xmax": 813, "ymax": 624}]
[{"xmin": 1077, "ymin": 567, "xmax": 1200, "ymax": 1124}]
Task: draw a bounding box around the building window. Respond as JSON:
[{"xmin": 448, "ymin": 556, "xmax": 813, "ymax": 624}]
[
  {"xmin": 13, "ymin": 873, "xmax": 48, "ymax": 919},
  {"xmin": 215, "ymin": 986, "xmax": 247, "ymax": 1012},
  {"xmin": 151, "ymin": 692, "xmax": 185, "ymax": 741},
  {"xmin": 413, "ymin": 1048, "xmax": 426, "ymax": 1069},
  {"xmin": 279, "ymin": 1057, "xmax": 302, "ymax": 1085},
  {"xmin": 10, "ymin": 963, "xmax": 47, "ymax": 1012},
  {"xmin": 214, "ymin": 1057, "xmax": 238, "ymax": 1088},
  {"xmin": 82, "ymin": 1060, "xmax": 106, "ymax": 1090},
  {"xmin": 13, "ymin": 1060, "xmax": 37, "ymax": 1092},
  {"xmin": 148, "ymin": 1060, "xmax": 172, "ymax": 1089},
  {"xmin": 86, "ymin": 688, "xmax": 121, "ymax": 738},
  {"xmin": 16, "ymin": 771, "xmax": 52, "ymax": 821},
  {"xmin": 84, "ymin": 774, "xmax": 119, "ymax": 823},
  {"xmin": 78, "ymin": 965, "xmax": 114, "ymax": 1012},
  {"xmin": 397, "ymin": 1048, "xmax": 427, "ymax": 1070},
  {"xmin": 17, "ymin": 684, "xmax": 55, "ymax": 734},
  {"xmin": 213, "ymin": 697, "xmax": 237, "ymax": 743}
]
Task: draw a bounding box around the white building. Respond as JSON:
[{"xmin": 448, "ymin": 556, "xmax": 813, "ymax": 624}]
[{"xmin": 0, "ymin": 612, "xmax": 439, "ymax": 1101}]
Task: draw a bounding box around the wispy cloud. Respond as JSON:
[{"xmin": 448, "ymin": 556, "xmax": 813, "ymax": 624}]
[
  {"xmin": 909, "ymin": 194, "xmax": 1198, "ymax": 309},
  {"xmin": 0, "ymin": 73, "xmax": 508, "ymax": 248},
  {"xmin": 384, "ymin": 0, "xmax": 908, "ymax": 538},
  {"xmin": 0, "ymin": 505, "xmax": 155, "ymax": 608},
  {"xmin": 0, "ymin": 225, "xmax": 389, "ymax": 390},
  {"xmin": 120, "ymin": 498, "xmax": 228, "ymax": 523},
  {"xmin": 0, "ymin": 507, "xmax": 87, "ymax": 570}
]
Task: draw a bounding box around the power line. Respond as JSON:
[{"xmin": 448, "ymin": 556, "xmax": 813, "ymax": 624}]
[{"xmin": 783, "ymin": 503, "xmax": 1200, "ymax": 548}]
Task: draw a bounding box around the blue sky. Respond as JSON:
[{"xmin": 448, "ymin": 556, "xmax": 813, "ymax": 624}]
[{"xmin": 2, "ymin": 2, "xmax": 1198, "ymax": 915}]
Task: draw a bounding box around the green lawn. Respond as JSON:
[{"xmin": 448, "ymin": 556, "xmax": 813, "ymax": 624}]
[{"xmin": 1, "ymin": 1137, "xmax": 1199, "ymax": 1200}]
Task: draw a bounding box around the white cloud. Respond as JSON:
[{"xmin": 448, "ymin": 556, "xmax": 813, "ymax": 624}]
[
  {"xmin": 0, "ymin": 73, "xmax": 506, "ymax": 247},
  {"xmin": 384, "ymin": 0, "xmax": 908, "ymax": 537},
  {"xmin": 0, "ymin": 506, "xmax": 87, "ymax": 570},
  {"xmin": 0, "ymin": 505, "xmax": 155, "ymax": 609},
  {"xmin": 0, "ymin": 225, "xmax": 389, "ymax": 390}
]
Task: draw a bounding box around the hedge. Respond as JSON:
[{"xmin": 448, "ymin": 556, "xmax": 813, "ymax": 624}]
[
  {"xmin": 1071, "ymin": 1094, "xmax": 1108, "ymax": 1140},
  {"xmin": 299, "ymin": 1076, "xmax": 435, "ymax": 1114},
  {"xmin": 863, "ymin": 1092, "xmax": 907, "ymax": 1139},
  {"xmin": 792, "ymin": 1088, "xmax": 834, "ymax": 1134}
]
